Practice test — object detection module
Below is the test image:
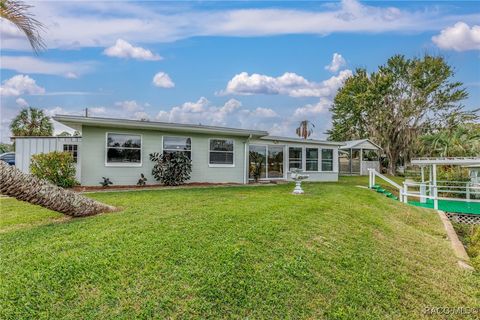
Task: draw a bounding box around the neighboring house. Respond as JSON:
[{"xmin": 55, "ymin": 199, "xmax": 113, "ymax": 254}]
[
  {"xmin": 339, "ymin": 139, "xmax": 382, "ymax": 175},
  {"xmin": 12, "ymin": 115, "xmax": 344, "ymax": 186}
]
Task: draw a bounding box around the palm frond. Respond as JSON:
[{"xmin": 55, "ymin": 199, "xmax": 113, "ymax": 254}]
[{"xmin": 0, "ymin": 0, "xmax": 45, "ymax": 53}]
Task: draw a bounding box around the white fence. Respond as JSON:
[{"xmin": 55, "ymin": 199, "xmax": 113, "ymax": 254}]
[{"xmin": 368, "ymin": 169, "xmax": 480, "ymax": 210}]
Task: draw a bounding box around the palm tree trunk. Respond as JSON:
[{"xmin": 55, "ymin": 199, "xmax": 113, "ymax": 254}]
[{"xmin": 0, "ymin": 161, "xmax": 116, "ymax": 217}]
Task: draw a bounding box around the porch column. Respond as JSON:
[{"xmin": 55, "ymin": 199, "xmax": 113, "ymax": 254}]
[{"xmin": 360, "ymin": 148, "xmax": 363, "ymax": 175}]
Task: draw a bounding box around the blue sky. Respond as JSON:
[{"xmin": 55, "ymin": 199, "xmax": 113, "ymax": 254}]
[{"xmin": 1, "ymin": 0, "xmax": 479, "ymax": 142}]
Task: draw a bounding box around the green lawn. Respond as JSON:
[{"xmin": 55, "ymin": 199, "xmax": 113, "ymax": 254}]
[{"xmin": 1, "ymin": 177, "xmax": 478, "ymax": 319}]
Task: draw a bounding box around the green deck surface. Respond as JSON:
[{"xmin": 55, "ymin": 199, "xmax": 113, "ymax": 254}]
[{"xmin": 409, "ymin": 199, "xmax": 480, "ymax": 215}]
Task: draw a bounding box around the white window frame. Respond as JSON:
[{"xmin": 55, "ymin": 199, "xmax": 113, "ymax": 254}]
[
  {"xmin": 105, "ymin": 132, "xmax": 143, "ymax": 167},
  {"xmin": 63, "ymin": 144, "xmax": 79, "ymax": 163},
  {"xmin": 248, "ymin": 144, "xmax": 286, "ymax": 180},
  {"xmin": 305, "ymin": 147, "xmax": 319, "ymax": 172},
  {"xmin": 288, "ymin": 146, "xmax": 303, "ymax": 172},
  {"xmin": 162, "ymin": 135, "xmax": 192, "ymax": 159},
  {"xmin": 321, "ymin": 148, "xmax": 334, "ymax": 172},
  {"xmin": 208, "ymin": 138, "xmax": 235, "ymax": 168}
]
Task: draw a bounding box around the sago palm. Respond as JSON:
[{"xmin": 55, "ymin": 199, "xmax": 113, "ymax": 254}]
[{"xmin": 0, "ymin": 0, "xmax": 45, "ymax": 53}]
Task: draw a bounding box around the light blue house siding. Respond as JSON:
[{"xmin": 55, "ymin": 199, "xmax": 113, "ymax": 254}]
[
  {"xmin": 34, "ymin": 115, "xmax": 345, "ymax": 186},
  {"xmin": 81, "ymin": 126, "xmax": 248, "ymax": 186}
]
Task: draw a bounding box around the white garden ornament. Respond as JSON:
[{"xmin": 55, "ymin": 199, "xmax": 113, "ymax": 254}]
[{"xmin": 290, "ymin": 169, "xmax": 309, "ymax": 194}]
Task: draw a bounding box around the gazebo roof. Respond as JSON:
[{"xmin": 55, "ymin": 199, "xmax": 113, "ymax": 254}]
[
  {"xmin": 340, "ymin": 139, "xmax": 382, "ymax": 150},
  {"xmin": 411, "ymin": 157, "xmax": 480, "ymax": 166}
]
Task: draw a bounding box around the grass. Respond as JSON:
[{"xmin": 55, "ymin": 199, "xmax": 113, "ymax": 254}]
[{"xmin": 0, "ymin": 177, "xmax": 479, "ymax": 319}]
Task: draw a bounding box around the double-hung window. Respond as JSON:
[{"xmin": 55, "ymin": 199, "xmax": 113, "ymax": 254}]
[
  {"xmin": 306, "ymin": 148, "xmax": 319, "ymax": 171},
  {"xmin": 163, "ymin": 136, "xmax": 191, "ymax": 159},
  {"xmin": 321, "ymin": 149, "xmax": 334, "ymax": 171},
  {"xmin": 288, "ymin": 147, "xmax": 302, "ymax": 170},
  {"xmin": 106, "ymin": 133, "xmax": 141, "ymax": 165},
  {"xmin": 209, "ymin": 139, "xmax": 234, "ymax": 166},
  {"xmin": 63, "ymin": 144, "xmax": 78, "ymax": 163}
]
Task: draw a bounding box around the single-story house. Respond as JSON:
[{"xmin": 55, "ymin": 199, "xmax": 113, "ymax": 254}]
[
  {"xmin": 339, "ymin": 139, "xmax": 382, "ymax": 175},
  {"xmin": 12, "ymin": 115, "xmax": 344, "ymax": 186}
]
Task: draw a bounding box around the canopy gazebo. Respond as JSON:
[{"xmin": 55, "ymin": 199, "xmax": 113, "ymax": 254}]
[{"xmin": 339, "ymin": 139, "xmax": 382, "ymax": 175}]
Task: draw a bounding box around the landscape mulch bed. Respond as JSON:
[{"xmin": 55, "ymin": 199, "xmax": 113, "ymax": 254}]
[{"xmin": 71, "ymin": 181, "xmax": 287, "ymax": 193}]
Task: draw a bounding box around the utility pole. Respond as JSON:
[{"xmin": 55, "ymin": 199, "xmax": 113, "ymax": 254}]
[{"xmin": 85, "ymin": 108, "xmax": 89, "ymax": 117}]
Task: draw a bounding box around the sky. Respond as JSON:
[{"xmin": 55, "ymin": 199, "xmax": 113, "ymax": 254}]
[{"xmin": 1, "ymin": 0, "xmax": 479, "ymax": 143}]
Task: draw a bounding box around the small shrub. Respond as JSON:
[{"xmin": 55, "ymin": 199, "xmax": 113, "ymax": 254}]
[
  {"xmin": 30, "ymin": 151, "xmax": 78, "ymax": 188},
  {"xmin": 150, "ymin": 152, "xmax": 192, "ymax": 186},
  {"xmin": 137, "ymin": 173, "xmax": 147, "ymax": 186},
  {"xmin": 100, "ymin": 177, "xmax": 113, "ymax": 187}
]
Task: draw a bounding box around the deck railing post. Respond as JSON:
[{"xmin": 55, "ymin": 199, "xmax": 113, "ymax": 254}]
[
  {"xmin": 403, "ymin": 183, "xmax": 408, "ymax": 203},
  {"xmin": 433, "ymin": 186, "xmax": 438, "ymax": 210},
  {"xmin": 420, "ymin": 183, "xmax": 426, "ymax": 204},
  {"xmin": 371, "ymin": 170, "xmax": 375, "ymax": 188}
]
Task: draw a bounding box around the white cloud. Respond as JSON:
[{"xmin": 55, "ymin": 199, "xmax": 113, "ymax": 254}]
[
  {"xmin": 325, "ymin": 53, "xmax": 347, "ymax": 73},
  {"xmin": 432, "ymin": 22, "xmax": 480, "ymax": 51},
  {"xmin": 65, "ymin": 72, "xmax": 79, "ymax": 79},
  {"xmin": 1, "ymin": 0, "xmax": 477, "ymax": 51},
  {"xmin": 153, "ymin": 72, "xmax": 175, "ymax": 88},
  {"xmin": 15, "ymin": 98, "xmax": 28, "ymax": 107},
  {"xmin": 134, "ymin": 111, "xmax": 150, "ymax": 120},
  {"xmin": 0, "ymin": 56, "xmax": 95, "ymax": 78},
  {"xmin": 294, "ymin": 99, "xmax": 331, "ymax": 118},
  {"xmin": 0, "ymin": 75, "xmax": 45, "ymax": 96},
  {"xmin": 243, "ymin": 107, "xmax": 278, "ymax": 118},
  {"xmin": 222, "ymin": 70, "xmax": 352, "ymax": 98},
  {"xmin": 43, "ymin": 106, "xmax": 67, "ymax": 117},
  {"xmin": 154, "ymin": 97, "xmax": 275, "ymax": 127},
  {"xmin": 89, "ymin": 107, "xmax": 107, "ymax": 116},
  {"xmin": 103, "ymin": 39, "xmax": 163, "ymax": 60},
  {"xmin": 115, "ymin": 100, "xmax": 142, "ymax": 112}
]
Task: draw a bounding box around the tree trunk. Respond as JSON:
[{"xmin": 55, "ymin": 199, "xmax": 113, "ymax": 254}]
[
  {"xmin": 0, "ymin": 161, "xmax": 116, "ymax": 217},
  {"xmin": 386, "ymin": 149, "xmax": 398, "ymax": 176}
]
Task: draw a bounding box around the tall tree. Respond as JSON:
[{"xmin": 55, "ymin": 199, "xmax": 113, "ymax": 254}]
[
  {"xmin": 10, "ymin": 107, "xmax": 53, "ymax": 136},
  {"xmin": 296, "ymin": 120, "xmax": 315, "ymax": 139},
  {"xmin": 328, "ymin": 54, "xmax": 475, "ymax": 174},
  {"xmin": 0, "ymin": 0, "xmax": 45, "ymax": 53}
]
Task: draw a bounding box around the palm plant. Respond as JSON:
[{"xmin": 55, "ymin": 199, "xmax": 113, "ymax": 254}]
[
  {"xmin": 296, "ymin": 120, "xmax": 315, "ymax": 139},
  {"xmin": 10, "ymin": 107, "xmax": 53, "ymax": 136},
  {"xmin": 0, "ymin": 0, "xmax": 45, "ymax": 53},
  {"xmin": 0, "ymin": 161, "xmax": 116, "ymax": 217},
  {"xmin": 420, "ymin": 124, "xmax": 480, "ymax": 157}
]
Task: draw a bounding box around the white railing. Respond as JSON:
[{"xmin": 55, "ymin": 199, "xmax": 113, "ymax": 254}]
[
  {"xmin": 368, "ymin": 168, "xmax": 480, "ymax": 211},
  {"xmin": 368, "ymin": 169, "xmax": 403, "ymax": 202},
  {"xmin": 401, "ymin": 181, "xmax": 480, "ymax": 210}
]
